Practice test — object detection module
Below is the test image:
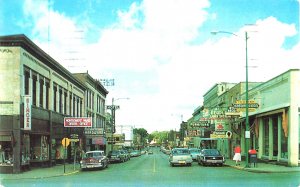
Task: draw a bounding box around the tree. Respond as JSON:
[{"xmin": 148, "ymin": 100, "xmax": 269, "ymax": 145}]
[{"xmin": 133, "ymin": 128, "xmax": 149, "ymax": 145}]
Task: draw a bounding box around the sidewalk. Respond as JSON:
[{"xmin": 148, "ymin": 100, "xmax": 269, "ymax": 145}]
[
  {"xmin": 0, "ymin": 163, "xmax": 80, "ymax": 180},
  {"xmin": 225, "ymin": 159, "xmax": 300, "ymax": 173}
]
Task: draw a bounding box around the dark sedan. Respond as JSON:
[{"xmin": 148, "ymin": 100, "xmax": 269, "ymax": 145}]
[
  {"xmin": 107, "ymin": 150, "xmax": 126, "ymax": 163},
  {"xmin": 197, "ymin": 149, "xmax": 225, "ymax": 166}
]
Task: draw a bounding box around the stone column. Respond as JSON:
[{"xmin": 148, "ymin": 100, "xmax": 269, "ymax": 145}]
[{"xmin": 288, "ymin": 71, "xmax": 299, "ymax": 166}]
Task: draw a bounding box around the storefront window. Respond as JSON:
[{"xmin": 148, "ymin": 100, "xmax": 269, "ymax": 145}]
[
  {"xmin": 281, "ymin": 120, "xmax": 288, "ymax": 159},
  {"xmin": 263, "ymin": 118, "xmax": 269, "ymax": 156},
  {"xmin": 30, "ymin": 135, "xmax": 49, "ymax": 161},
  {"xmin": 0, "ymin": 137, "xmax": 13, "ymax": 166},
  {"xmin": 21, "ymin": 134, "xmax": 30, "ymax": 165},
  {"xmin": 272, "ymin": 116, "xmax": 278, "ymax": 157}
]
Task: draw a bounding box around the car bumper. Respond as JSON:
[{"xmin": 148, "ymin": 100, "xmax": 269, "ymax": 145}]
[
  {"xmin": 202, "ymin": 160, "xmax": 225, "ymax": 164},
  {"xmin": 170, "ymin": 160, "xmax": 193, "ymax": 165},
  {"xmin": 109, "ymin": 157, "xmax": 122, "ymax": 162},
  {"xmin": 81, "ymin": 163, "xmax": 104, "ymax": 169}
]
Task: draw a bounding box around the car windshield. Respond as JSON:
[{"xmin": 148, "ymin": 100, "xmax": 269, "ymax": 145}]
[
  {"xmin": 109, "ymin": 151, "xmax": 119, "ymax": 155},
  {"xmin": 203, "ymin": 149, "xmax": 220, "ymax": 156},
  {"xmin": 189, "ymin": 149, "xmax": 200, "ymax": 153},
  {"xmin": 84, "ymin": 152, "xmax": 102, "ymax": 158},
  {"xmin": 172, "ymin": 149, "xmax": 189, "ymax": 155}
]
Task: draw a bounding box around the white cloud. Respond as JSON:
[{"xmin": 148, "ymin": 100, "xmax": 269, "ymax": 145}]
[{"xmin": 22, "ymin": 0, "xmax": 299, "ymax": 133}]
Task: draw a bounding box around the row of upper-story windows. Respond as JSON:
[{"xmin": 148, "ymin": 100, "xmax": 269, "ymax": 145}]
[
  {"xmin": 86, "ymin": 88, "xmax": 106, "ymax": 115},
  {"xmin": 23, "ymin": 67, "xmax": 83, "ymax": 117}
]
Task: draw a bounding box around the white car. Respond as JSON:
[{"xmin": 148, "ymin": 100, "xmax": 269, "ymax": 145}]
[
  {"xmin": 189, "ymin": 148, "xmax": 201, "ymax": 161},
  {"xmin": 169, "ymin": 148, "xmax": 193, "ymax": 167}
]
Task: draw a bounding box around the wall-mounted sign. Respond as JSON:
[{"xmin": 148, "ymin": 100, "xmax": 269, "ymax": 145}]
[
  {"xmin": 215, "ymin": 121, "xmax": 225, "ymax": 131},
  {"xmin": 24, "ymin": 95, "xmax": 31, "ymax": 130},
  {"xmin": 84, "ymin": 128, "xmax": 104, "ymax": 135},
  {"xmin": 210, "ymin": 131, "xmax": 227, "ymax": 138},
  {"xmin": 64, "ymin": 117, "xmax": 92, "ymax": 127}
]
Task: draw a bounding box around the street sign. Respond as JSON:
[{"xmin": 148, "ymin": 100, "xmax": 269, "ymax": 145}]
[
  {"xmin": 106, "ymin": 105, "xmax": 120, "ymax": 110},
  {"xmin": 61, "ymin": 138, "xmax": 70, "ymax": 147},
  {"xmin": 233, "ymin": 103, "xmax": 259, "ymax": 108},
  {"xmin": 233, "ymin": 100, "xmax": 259, "ymax": 108}
]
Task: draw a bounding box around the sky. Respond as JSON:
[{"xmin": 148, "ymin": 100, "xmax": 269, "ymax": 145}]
[{"xmin": 0, "ymin": 0, "xmax": 299, "ymax": 133}]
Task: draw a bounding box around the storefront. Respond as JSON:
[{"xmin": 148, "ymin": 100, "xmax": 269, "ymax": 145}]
[
  {"xmin": 0, "ymin": 131, "xmax": 14, "ymax": 173},
  {"xmin": 84, "ymin": 128, "xmax": 106, "ymax": 152}
]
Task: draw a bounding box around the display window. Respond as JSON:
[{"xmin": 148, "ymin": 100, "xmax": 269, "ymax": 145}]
[
  {"xmin": 53, "ymin": 139, "xmax": 68, "ymax": 160},
  {"xmin": 30, "ymin": 135, "xmax": 49, "ymax": 161},
  {"xmin": 0, "ymin": 137, "xmax": 13, "ymax": 166},
  {"xmin": 21, "ymin": 134, "xmax": 30, "ymax": 165}
]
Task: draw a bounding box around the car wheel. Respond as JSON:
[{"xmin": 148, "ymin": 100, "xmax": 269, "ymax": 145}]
[{"xmin": 170, "ymin": 163, "xmax": 174, "ymax": 167}]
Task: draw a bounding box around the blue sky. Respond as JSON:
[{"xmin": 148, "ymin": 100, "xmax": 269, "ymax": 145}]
[{"xmin": 0, "ymin": 0, "xmax": 299, "ymax": 132}]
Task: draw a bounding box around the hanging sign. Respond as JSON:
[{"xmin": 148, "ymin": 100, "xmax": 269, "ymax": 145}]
[
  {"xmin": 64, "ymin": 117, "xmax": 92, "ymax": 127},
  {"xmin": 24, "ymin": 95, "xmax": 31, "ymax": 130}
]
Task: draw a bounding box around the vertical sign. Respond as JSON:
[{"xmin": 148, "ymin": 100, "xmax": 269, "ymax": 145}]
[{"xmin": 24, "ymin": 95, "xmax": 31, "ymax": 130}]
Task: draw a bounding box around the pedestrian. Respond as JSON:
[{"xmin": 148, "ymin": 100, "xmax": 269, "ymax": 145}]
[{"xmin": 233, "ymin": 144, "xmax": 241, "ymax": 166}]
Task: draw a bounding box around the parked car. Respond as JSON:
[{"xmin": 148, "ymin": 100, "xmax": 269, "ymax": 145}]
[
  {"xmin": 80, "ymin": 150, "xmax": 109, "ymax": 170},
  {"xmin": 107, "ymin": 150, "xmax": 126, "ymax": 163},
  {"xmin": 130, "ymin": 150, "xmax": 141, "ymax": 157},
  {"xmin": 120, "ymin": 150, "xmax": 130, "ymax": 161},
  {"xmin": 169, "ymin": 148, "xmax": 193, "ymax": 167},
  {"xmin": 189, "ymin": 148, "xmax": 201, "ymax": 161},
  {"xmin": 197, "ymin": 149, "xmax": 225, "ymax": 166}
]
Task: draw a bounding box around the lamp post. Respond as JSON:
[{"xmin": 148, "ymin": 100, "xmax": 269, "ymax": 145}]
[
  {"xmin": 211, "ymin": 30, "xmax": 250, "ymax": 167},
  {"xmin": 110, "ymin": 97, "xmax": 129, "ymax": 151}
]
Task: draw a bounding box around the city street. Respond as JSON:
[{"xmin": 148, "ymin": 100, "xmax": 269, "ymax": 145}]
[{"xmin": 1, "ymin": 148, "xmax": 300, "ymax": 187}]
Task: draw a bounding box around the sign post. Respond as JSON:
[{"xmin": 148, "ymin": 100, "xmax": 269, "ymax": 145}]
[{"xmin": 61, "ymin": 138, "xmax": 70, "ymax": 173}]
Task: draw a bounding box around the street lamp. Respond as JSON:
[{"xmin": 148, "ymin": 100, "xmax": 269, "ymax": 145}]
[
  {"xmin": 110, "ymin": 97, "xmax": 129, "ymax": 151},
  {"xmin": 211, "ymin": 30, "xmax": 250, "ymax": 167}
]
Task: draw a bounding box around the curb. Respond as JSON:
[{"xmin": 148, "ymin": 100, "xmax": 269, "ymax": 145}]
[
  {"xmin": 1, "ymin": 170, "xmax": 80, "ymax": 180},
  {"xmin": 225, "ymin": 164, "xmax": 300, "ymax": 173}
]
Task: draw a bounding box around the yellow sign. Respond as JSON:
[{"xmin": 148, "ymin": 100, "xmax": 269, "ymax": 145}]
[
  {"xmin": 235, "ymin": 100, "xmax": 256, "ymax": 104},
  {"xmin": 61, "ymin": 138, "xmax": 70, "ymax": 147},
  {"xmin": 235, "ymin": 108, "xmax": 256, "ymax": 112}
]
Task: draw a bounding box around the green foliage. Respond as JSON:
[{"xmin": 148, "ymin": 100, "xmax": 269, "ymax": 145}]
[{"xmin": 149, "ymin": 131, "xmax": 169, "ymax": 144}]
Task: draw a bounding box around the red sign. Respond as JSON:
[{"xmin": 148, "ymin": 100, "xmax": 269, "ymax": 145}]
[{"xmin": 64, "ymin": 117, "xmax": 92, "ymax": 127}]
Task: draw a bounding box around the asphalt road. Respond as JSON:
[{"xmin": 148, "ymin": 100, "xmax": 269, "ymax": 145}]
[{"xmin": 2, "ymin": 148, "xmax": 300, "ymax": 187}]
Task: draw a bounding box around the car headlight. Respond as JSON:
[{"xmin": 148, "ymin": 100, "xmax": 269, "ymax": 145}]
[{"xmin": 80, "ymin": 161, "xmax": 83, "ymax": 164}]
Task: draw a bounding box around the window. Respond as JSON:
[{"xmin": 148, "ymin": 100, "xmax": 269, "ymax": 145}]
[
  {"xmin": 53, "ymin": 85, "xmax": 57, "ymax": 112},
  {"xmin": 39, "ymin": 77, "xmax": 44, "ymax": 107},
  {"xmin": 59, "ymin": 88, "xmax": 62, "ymax": 113},
  {"xmin": 45, "ymin": 81, "xmax": 50, "ymax": 109},
  {"xmin": 263, "ymin": 118, "xmax": 269, "ymax": 156},
  {"xmin": 32, "ymin": 74, "xmax": 37, "ymax": 106},
  {"xmin": 64, "ymin": 92, "xmax": 67, "ymax": 115},
  {"xmin": 24, "ymin": 70, "xmax": 30, "ymax": 95}
]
